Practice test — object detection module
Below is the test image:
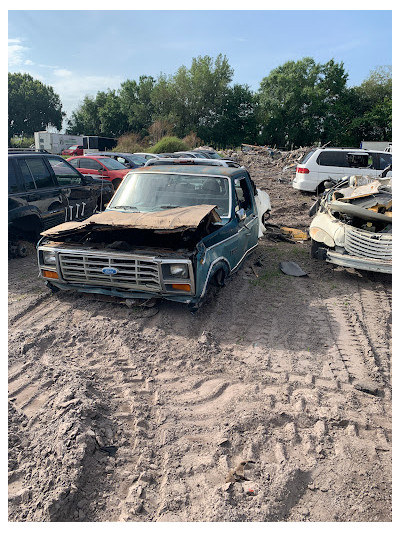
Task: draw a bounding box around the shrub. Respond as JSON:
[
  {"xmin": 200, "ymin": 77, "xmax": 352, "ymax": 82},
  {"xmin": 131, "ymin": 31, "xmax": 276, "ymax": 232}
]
[
  {"xmin": 149, "ymin": 120, "xmax": 174, "ymax": 144},
  {"xmin": 151, "ymin": 136, "xmax": 189, "ymax": 154},
  {"xmin": 182, "ymin": 132, "xmax": 203, "ymax": 149},
  {"xmin": 10, "ymin": 136, "xmax": 34, "ymax": 148},
  {"xmin": 114, "ymin": 133, "xmax": 143, "ymax": 153}
]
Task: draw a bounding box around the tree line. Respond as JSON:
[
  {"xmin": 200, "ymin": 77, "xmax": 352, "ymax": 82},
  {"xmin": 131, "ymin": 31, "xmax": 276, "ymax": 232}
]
[{"xmin": 8, "ymin": 55, "xmax": 391, "ymax": 149}]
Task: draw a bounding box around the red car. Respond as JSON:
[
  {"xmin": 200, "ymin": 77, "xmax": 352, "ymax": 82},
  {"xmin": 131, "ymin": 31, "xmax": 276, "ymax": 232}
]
[
  {"xmin": 62, "ymin": 145, "xmax": 85, "ymax": 156},
  {"xmin": 67, "ymin": 155, "xmax": 130, "ymax": 189}
]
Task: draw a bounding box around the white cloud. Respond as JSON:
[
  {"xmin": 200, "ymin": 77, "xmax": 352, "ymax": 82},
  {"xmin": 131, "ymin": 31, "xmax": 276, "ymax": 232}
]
[
  {"xmin": 8, "ymin": 38, "xmax": 30, "ymax": 68},
  {"xmin": 53, "ymin": 69, "xmax": 72, "ymax": 77},
  {"xmin": 50, "ymin": 73, "xmax": 125, "ymax": 119},
  {"xmin": 39, "ymin": 64, "xmax": 60, "ymax": 70}
]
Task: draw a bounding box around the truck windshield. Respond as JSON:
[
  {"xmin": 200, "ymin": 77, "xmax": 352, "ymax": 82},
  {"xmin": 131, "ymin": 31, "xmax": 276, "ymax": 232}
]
[{"xmin": 107, "ymin": 172, "xmax": 230, "ymax": 217}]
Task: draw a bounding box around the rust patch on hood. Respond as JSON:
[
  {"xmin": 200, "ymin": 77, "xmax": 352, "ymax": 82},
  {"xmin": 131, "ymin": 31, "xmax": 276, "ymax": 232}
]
[{"xmin": 41, "ymin": 205, "xmax": 221, "ymax": 237}]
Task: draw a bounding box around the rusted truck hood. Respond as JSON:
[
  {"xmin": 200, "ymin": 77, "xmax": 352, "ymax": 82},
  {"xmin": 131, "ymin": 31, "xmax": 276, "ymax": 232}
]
[{"xmin": 41, "ymin": 205, "xmax": 221, "ymax": 237}]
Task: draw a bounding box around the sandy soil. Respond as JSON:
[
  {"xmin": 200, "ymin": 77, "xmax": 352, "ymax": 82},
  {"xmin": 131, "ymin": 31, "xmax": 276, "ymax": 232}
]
[{"xmin": 8, "ymin": 151, "xmax": 392, "ymax": 522}]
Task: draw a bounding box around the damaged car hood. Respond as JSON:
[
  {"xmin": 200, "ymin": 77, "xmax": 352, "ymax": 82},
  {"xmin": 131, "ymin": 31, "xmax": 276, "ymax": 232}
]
[
  {"xmin": 41, "ymin": 205, "xmax": 221, "ymax": 237},
  {"xmin": 328, "ymin": 177, "xmax": 392, "ymax": 223}
]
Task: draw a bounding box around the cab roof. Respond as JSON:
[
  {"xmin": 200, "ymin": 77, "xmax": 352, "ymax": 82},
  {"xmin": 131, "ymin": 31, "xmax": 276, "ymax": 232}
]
[{"xmin": 129, "ymin": 163, "xmax": 246, "ymax": 178}]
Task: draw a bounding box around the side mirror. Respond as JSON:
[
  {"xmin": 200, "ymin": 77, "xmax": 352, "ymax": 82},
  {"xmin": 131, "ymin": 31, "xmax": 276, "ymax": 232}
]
[
  {"xmin": 324, "ymin": 180, "xmax": 334, "ymax": 190},
  {"xmin": 236, "ymin": 208, "xmax": 246, "ymax": 222}
]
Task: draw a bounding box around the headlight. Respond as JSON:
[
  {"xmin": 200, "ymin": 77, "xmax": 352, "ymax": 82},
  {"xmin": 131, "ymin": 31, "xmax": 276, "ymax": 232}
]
[
  {"xmin": 43, "ymin": 250, "xmax": 56, "ymax": 265},
  {"xmin": 169, "ymin": 264, "xmax": 189, "ymax": 278},
  {"xmin": 309, "ymin": 227, "xmax": 335, "ymax": 248}
]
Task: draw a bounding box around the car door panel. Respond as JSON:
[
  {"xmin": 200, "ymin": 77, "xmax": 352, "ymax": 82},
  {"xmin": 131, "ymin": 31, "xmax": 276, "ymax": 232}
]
[
  {"xmin": 46, "ymin": 157, "xmax": 99, "ymax": 221},
  {"xmin": 15, "ymin": 157, "xmax": 65, "ymax": 230}
]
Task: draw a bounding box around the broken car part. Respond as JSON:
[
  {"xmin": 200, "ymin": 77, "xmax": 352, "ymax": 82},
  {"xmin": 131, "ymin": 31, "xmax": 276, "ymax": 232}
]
[{"xmin": 309, "ymin": 175, "xmax": 392, "ymax": 274}]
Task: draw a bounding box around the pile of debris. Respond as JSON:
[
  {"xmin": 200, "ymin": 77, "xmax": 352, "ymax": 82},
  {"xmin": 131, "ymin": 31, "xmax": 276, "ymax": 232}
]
[{"xmin": 218, "ymin": 146, "xmax": 314, "ymax": 174}]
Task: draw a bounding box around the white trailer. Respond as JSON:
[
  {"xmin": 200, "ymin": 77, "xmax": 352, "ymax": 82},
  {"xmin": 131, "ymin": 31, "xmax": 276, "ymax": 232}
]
[
  {"xmin": 34, "ymin": 132, "xmax": 84, "ymax": 154},
  {"xmin": 360, "ymin": 141, "xmax": 391, "ymax": 152}
]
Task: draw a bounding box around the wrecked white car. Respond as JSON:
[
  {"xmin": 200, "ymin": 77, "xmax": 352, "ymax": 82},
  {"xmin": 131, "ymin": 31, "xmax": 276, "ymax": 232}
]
[
  {"xmin": 309, "ymin": 175, "xmax": 392, "ymax": 274},
  {"xmin": 37, "ymin": 160, "xmax": 271, "ymax": 309}
]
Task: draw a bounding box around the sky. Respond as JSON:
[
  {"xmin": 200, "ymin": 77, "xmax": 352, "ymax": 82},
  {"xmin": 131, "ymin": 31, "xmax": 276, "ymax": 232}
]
[{"xmin": 7, "ymin": 4, "xmax": 393, "ymax": 131}]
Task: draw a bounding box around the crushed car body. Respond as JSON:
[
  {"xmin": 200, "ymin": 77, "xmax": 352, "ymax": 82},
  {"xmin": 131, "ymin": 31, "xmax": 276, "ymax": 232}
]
[
  {"xmin": 309, "ymin": 175, "xmax": 392, "ymax": 274},
  {"xmin": 37, "ymin": 161, "xmax": 271, "ymax": 308}
]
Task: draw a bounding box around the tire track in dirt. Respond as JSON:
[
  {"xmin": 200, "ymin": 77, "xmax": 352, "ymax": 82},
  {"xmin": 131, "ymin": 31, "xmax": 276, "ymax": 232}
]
[{"xmin": 8, "ymin": 239, "xmax": 391, "ymax": 521}]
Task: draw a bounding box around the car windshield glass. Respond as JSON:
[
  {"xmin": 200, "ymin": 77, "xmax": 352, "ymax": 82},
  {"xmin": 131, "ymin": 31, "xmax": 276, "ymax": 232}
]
[
  {"xmin": 99, "ymin": 158, "xmax": 126, "ymax": 170},
  {"xmin": 68, "ymin": 146, "xmax": 78, "ymax": 149},
  {"xmin": 107, "ymin": 172, "xmax": 230, "ymax": 217}
]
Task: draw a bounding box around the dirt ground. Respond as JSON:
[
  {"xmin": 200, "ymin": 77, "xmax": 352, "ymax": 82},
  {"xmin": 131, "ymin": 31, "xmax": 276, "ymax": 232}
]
[{"xmin": 8, "ymin": 151, "xmax": 392, "ymax": 522}]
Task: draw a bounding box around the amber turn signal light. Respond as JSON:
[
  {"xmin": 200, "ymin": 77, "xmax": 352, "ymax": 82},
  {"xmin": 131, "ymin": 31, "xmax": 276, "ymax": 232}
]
[
  {"xmin": 42, "ymin": 270, "xmax": 59, "ymax": 279},
  {"xmin": 171, "ymin": 283, "xmax": 191, "ymax": 292}
]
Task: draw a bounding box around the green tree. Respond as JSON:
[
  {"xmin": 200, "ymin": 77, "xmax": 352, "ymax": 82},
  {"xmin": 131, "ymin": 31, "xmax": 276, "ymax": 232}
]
[
  {"xmin": 98, "ymin": 90, "xmax": 128, "ymax": 137},
  {"xmin": 345, "ymin": 66, "xmax": 392, "ymax": 143},
  {"xmin": 258, "ymin": 57, "xmax": 349, "ymax": 147},
  {"xmin": 198, "ymin": 84, "xmax": 258, "ymax": 147},
  {"xmin": 8, "ymin": 72, "xmax": 64, "ymax": 141},
  {"xmin": 66, "ymin": 95, "xmax": 102, "ymax": 135},
  {"xmin": 119, "ymin": 76, "xmax": 156, "ymax": 135},
  {"xmin": 168, "ymin": 54, "xmax": 234, "ymax": 137}
]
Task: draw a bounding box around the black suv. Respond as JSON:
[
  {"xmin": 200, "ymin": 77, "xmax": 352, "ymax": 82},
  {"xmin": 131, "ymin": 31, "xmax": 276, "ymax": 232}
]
[{"xmin": 8, "ymin": 150, "xmax": 114, "ymax": 256}]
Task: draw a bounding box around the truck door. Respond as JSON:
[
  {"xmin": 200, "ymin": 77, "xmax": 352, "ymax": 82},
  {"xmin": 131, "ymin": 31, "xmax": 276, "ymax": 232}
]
[
  {"xmin": 15, "ymin": 157, "xmax": 65, "ymax": 230},
  {"xmin": 46, "ymin": 157, "xmax": 98, "ymax": 221},
  {"xmin": 233, "ymin": 176, "xmax": 259, "ymax": 265}
]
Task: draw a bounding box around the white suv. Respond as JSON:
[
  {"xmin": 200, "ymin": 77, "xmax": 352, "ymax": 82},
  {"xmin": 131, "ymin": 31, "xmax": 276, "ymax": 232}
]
[{"xmin": 293, "ymin": 147, "xmax": 392, "ymax": 193}]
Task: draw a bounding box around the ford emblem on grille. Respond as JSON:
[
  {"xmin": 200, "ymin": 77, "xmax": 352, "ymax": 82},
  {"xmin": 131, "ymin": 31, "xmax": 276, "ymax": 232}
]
[{"xmin": 102, "ymin": 267, "xmax": 119, "ymax": 275}]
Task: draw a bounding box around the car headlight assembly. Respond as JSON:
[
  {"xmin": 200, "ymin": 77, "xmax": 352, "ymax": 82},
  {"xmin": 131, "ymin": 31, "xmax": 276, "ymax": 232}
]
[
  {"xmin": 162, "ymin": 263, "xmax": 189, "ymax": 279},
  {"xmin": 309, "ymin": 227, "xmax": 335, "ymax": 248},
  {"xmin": 169, "ymin": 264, "xmax": 189, "ymax": 278},
  {"xmin": 43, "ymin": 250, "xmax": 57, "ymax": 266}
]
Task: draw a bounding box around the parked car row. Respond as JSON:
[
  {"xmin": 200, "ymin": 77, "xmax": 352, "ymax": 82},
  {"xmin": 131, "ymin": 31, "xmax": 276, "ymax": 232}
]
[{"xmin": 63, "ymin": 149, "xmax": 234, "ymax": 191}]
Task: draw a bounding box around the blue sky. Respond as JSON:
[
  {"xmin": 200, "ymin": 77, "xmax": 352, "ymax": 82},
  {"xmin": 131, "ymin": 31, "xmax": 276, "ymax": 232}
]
[{"xmin": 8, "ymin": 7, "xmax": 392, "ymax": 128}]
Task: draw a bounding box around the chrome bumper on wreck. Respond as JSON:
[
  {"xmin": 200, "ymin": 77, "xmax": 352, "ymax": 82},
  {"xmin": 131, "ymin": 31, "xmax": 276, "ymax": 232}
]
[
  {"xmin": 326, "ymin": 251, "xmax": 392, "ymax": 274},
  {"xmin": 37, "ymin": 246, "xmax": 195, "ymax": 297},
  {"xmin": 326, "ymin": 226, "xmax": 392, "ymax": 274}
]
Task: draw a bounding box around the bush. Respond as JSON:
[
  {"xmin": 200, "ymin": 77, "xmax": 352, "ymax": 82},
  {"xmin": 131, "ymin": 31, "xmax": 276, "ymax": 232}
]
[
  {"xmin": 151, "ymin": 136, "xmax": 189, "ymax": 154},
  {"xmin": 149, "ymin": 120, "xmax": 174, "ymax": 144},
  {"xmin": 183, "ymin": 132, "xmax": 203, "ymax": 149},
  {"xmin": 114, "ymin": 133, "xmax": 144, "ymax": 153},
  {"xmin": 10, "ymin": 136, "xmax": 34, "ymax": 148}
]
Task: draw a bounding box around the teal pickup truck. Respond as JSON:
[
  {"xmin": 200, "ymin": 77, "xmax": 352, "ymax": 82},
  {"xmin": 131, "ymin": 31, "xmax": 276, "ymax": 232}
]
[{"xmin": 37, "ymin": 159, "xmax": 271, "ymax": 309}]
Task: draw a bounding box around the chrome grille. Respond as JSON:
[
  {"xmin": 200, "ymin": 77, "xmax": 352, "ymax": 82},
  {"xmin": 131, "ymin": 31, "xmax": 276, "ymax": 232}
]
[
  {"xmin": 344, "ymin": 227, "xmax": 392, "ymax": 260},
  {"xmin": 59, "ymin": 252, "xmax": 161, "ymax": 291}
]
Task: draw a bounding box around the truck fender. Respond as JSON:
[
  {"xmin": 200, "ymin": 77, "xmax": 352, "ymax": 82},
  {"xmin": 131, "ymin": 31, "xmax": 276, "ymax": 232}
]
[{"xmin": 200, "ymin": 257, "xmax": 231, "ymax": 299}]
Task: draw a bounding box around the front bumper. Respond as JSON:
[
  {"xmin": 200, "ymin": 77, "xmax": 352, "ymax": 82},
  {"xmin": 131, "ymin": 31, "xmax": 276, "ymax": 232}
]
[
  {"xmin": 325, "ymin": 250, "xmax": 392, "ymax": 274},
  {"xmin": 38, "ymin": 245, "xmax": 198, "ymax": 303},
  {"xmin": 45, "ymin": 280, "xmax": 195, "ymax": 303}
]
